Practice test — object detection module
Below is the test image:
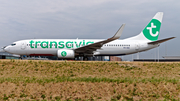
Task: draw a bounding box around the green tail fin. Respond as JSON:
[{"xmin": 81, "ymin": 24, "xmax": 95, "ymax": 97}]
[{"xmin": 142, "ymin": 12, "xmax": 163, "ymax": 41}]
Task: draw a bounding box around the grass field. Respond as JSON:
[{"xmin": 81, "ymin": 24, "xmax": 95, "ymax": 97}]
[{"xmin": 0, "ymin": 60, "xmax": 180, "ymax": 100}]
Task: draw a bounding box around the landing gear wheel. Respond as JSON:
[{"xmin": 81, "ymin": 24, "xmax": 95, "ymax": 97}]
[{"xmin": 83, "ymin": 57, "xmax": 88, "ymax": 61}]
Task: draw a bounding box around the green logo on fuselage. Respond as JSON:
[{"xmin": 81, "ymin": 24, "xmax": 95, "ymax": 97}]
[
  {"xmin": 143, "ymin": 19, "xmax": 161, "ymax": 41},
  {"xmin": 29, "ymin": 40, "xmax": 94, "ymax": 49},
  {"xmin": 61, "ymin": 51, "xmax": 67, "ymax": 57}
]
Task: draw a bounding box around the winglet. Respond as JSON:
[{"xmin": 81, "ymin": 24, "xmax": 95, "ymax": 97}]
[
  {"xmin": 148, "ymin": 37, "xmax": 175, "ymax": 44},
  {"xmin": 111, "ymin": 24, "xmax": 125, "ymax": 40}
]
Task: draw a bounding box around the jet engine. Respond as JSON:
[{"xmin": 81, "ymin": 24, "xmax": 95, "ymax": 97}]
[{"xmin": 57, "ymin": 49, "xmax": 75, "ymax": 58}]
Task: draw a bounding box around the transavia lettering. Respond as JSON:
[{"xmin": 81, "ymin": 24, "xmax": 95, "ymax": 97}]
[{"xmin": 29, "ymin": 40, "xmax": 94, "ymax": 49}]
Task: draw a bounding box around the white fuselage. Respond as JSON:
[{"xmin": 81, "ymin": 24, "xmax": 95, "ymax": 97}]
[{"xmin": 4, "ymin": 39, "xmax": 158, "ymax": 56}]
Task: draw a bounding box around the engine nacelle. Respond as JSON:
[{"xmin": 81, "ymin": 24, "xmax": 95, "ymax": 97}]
[{"xmin": 57, "ymin": 49, "xmax": 75, "ymax": 58}]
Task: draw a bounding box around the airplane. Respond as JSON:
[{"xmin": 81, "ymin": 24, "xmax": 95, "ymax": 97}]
[{"xmin": 3, "ymin": 12, "xmax": 175, "ymax": 60}]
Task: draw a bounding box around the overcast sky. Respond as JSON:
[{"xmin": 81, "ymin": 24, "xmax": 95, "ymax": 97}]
[{"xmin": 0, "ymin": 0, "xmax": 179, "ymax": 60}]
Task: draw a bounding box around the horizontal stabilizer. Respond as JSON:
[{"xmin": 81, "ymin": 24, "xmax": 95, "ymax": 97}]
[{"xmin": 148, "ymin": 37, "xmax": 175, "ymax": 44}]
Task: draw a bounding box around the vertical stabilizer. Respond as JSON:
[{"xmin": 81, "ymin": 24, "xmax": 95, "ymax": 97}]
[{"xmin": 125, "ymin": 12, "xmax": 163, "ymax": 41}]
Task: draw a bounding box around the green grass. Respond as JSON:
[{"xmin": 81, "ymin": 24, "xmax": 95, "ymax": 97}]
[{"xmin": 0, "ymin": 76, "xmax": 178, "ymax": 85}]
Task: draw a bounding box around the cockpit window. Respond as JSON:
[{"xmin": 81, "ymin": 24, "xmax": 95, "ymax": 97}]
[{"xmin": 11, "ymin": 43, "xmax": 16, "ymax": 46}]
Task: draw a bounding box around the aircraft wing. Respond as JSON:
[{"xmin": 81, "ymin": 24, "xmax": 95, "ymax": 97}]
[
  {"xmin": 148, "ymin": 37, "xmax": 175, "ymax": 45},
  {"xmin": 74, "ymin": 24, "xmax": 125, "ymax": 54}
]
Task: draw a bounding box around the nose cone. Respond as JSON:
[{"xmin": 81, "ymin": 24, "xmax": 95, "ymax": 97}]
[{"xmin": 3, "ymin": 46, "xmax": 10, "ymax": 52}]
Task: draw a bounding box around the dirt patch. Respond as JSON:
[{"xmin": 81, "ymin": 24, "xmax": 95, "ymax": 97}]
[{"xmin": 0, "ymin": 82, "xmax": 179, "ymax": 100}]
